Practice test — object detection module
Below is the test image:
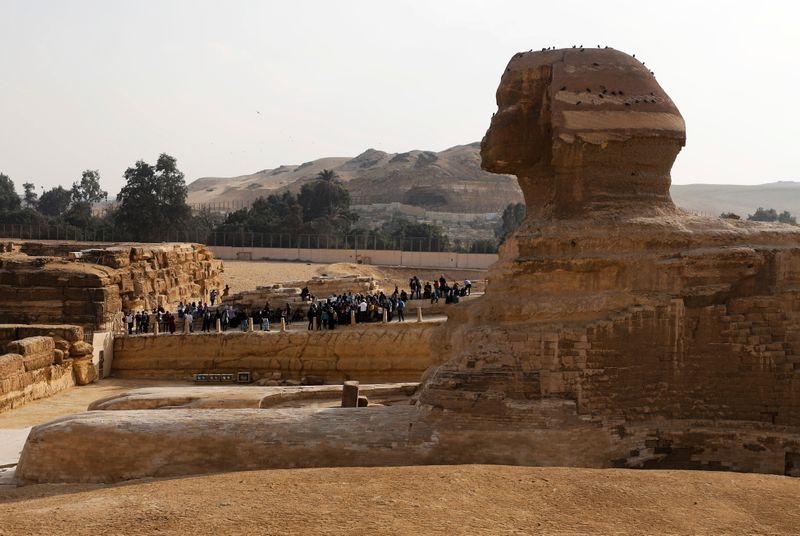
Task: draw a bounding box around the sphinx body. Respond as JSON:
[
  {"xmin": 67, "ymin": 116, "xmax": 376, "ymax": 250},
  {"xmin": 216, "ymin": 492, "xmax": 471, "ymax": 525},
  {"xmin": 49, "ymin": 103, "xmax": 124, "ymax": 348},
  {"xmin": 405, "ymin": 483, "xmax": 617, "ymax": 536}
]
[{"xmin": 417, "ymin": 48, "xmax": 800, "ymax": 473}]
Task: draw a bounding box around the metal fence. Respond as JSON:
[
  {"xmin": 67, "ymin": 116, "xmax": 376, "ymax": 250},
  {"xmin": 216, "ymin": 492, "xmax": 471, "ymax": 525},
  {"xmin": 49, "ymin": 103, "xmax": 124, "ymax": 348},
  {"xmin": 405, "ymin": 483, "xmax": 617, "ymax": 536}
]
[{"xmin": 0, "ymin": 223, "xmax": 499, "ymax": 254}]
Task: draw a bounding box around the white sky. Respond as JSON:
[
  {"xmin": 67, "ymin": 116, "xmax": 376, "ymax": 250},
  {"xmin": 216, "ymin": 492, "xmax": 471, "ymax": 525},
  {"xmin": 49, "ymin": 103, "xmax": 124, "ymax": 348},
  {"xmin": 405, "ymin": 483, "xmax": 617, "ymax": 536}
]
[{"xmin": 0, "ymin": 0, "xmax": 798, "ymax": 196}]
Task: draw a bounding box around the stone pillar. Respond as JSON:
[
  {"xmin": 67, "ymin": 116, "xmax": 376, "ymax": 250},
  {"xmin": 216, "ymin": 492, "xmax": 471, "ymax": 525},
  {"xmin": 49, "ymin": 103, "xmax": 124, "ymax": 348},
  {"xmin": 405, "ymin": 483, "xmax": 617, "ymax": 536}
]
[
  {"xmin": 417, "ymin": 307, "xmax": 423, "ymax": 323},
  {"xmin": 247, "ymin": 318, "xmax": 254, "ymax": 332},
  {"xmin": 312, "ymin": 317, "xmax": 317, "ymax": 331},
  {"xmin": 184, "ymin": 317, "xmax": 191, "ymax": 334},
  {"xmin": 350, "ymin": 309, "xmax": 356, "ymax": 325},
  {"xmin": 341, "ymin": 381, "xmax": 360, "ymax": 408},
  {"xmin": 382, "ymin": 308, "xmax": 388, "ymax": 323},
  {"xmin": 280, "ymin": 318, "xmax": 287, "ymax": 332},
  {"xmin": 154, "ymin": 321, "xmax": 160, "ymax": 335},
  {"xmin": 216, "ymin": 318, "xmax": 222, "ymax": 333}
]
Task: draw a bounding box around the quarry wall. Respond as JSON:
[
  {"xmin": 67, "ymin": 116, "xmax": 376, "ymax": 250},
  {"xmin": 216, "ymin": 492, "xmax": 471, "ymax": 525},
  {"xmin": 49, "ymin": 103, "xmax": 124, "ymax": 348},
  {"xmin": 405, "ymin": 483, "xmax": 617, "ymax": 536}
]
[{"xmin": 112, "ymin": 322, "xmax": 439, "ymax": 382}]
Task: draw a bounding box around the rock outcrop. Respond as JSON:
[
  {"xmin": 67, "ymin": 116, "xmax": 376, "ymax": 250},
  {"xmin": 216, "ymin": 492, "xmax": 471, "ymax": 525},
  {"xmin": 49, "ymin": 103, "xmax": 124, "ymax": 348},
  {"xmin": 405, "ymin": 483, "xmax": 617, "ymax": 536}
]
[{"xmin": 0, "ymin": 242, "xmax": 223, "ymax": 329}]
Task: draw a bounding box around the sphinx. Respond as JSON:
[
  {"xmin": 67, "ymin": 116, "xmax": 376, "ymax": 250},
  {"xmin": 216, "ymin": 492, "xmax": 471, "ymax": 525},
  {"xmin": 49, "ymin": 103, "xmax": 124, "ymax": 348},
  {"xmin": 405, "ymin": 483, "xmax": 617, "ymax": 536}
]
[{"xmin": 17, "ymin": 49, "xmax": 800, "ymax": 483}]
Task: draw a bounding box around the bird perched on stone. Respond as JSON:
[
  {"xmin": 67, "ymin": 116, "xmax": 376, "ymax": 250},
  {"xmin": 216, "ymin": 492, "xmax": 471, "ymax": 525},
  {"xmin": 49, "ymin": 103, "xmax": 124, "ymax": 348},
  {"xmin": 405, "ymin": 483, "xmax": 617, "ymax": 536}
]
[
  {"xmin": 576, "ymin": 101, "xmax": 582, "ymax": 105},
  {"xmin": 561, "ymin": 86, "xmax": 567, "ymax": 90}
]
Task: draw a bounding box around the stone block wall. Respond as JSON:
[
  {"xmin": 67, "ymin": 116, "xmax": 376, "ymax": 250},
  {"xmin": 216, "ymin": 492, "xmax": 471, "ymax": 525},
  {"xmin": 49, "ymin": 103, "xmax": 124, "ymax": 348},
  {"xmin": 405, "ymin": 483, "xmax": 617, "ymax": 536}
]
[
  {"xmin": 0, "ymin": 324, "xmax": 95, "ymax": 413},
  {"xmin": 112, "ymin": 322, "xmax": 438, "ymax": 383},
  {"xmin": 0, "ymin": 241, "xmax": 223, "ymax": 329}
]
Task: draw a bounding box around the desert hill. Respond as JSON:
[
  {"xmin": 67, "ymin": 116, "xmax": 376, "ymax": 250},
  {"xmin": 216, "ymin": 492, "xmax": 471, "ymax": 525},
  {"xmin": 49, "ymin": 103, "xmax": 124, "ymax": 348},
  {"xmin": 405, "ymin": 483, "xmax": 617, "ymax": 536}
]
[
  {"xmin": 188, "ymin": 144, "xmax": 800, "ymax": 219},
  {"xmin": 187, "ymin": 143, "xmax": 524, "ymax": 214}
]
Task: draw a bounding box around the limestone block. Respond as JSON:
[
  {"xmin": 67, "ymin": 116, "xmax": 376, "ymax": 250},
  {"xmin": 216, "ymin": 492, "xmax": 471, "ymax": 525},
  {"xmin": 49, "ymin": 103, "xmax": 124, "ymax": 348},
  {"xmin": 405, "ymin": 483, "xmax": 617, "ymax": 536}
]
[
  {"xmin": 69, "ymin": 341, "xmax": 93, "ymax": 358},
  {"xmin": 73, "ymin": 357, "xmax": 97, "ymax": 385},
  {"xmin": 54, "ymin": 338, "xmax": 70, "ymax": 352},
  {"xmin": 6, "ymin": 336, "xmax": 55, "ymax": 372},
  {"xmin": 0, "ymin": 353, "xmax": 24, "ymax": 378},
  {"xmin": 53, "ymin": 349, "xmax": 65, "ymax": 365}
]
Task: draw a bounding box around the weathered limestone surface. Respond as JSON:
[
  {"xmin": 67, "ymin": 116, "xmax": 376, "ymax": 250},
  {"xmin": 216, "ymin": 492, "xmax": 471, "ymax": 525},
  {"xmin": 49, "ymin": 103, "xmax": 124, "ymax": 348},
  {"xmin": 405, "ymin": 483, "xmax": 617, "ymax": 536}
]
[
  {"xmin": 18, "ymin": 49, "xmax": 800, "ymax": 483},
  {"xmin": 87, "ymin": 383, "xmax": 419, "ymax": 410},
  {"xmin": 16, "ymin": 407, "xmax": 434, "ymax": 484},
  {"xmin": 416, "ymin": 48, "xmax": 800, "ymax": 470},
  {"xmin": 0, "ymin": 241, "xmax": 223, "ymax": 329},
  {"xmin": 0, "ymin": 325, "xmax": 94, "ymax": 412},
  {"xmin": 112, "ymin": 323, "xmax": 439, "ymax": 383}
]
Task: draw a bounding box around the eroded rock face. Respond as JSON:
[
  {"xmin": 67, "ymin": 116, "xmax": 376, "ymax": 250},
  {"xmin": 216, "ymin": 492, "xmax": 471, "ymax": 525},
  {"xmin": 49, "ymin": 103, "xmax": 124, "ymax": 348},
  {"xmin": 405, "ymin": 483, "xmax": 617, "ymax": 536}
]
[
  {"xmin": 0, "ymin": 242, "xmax": 223, "ymax": 329},
  {"xmin": 482, "ymin": 48, "xmax": 684, "ymax": 219},
  {"xmin": 416, "ymin": 48, "xmax": 800, "ymax": 472}
]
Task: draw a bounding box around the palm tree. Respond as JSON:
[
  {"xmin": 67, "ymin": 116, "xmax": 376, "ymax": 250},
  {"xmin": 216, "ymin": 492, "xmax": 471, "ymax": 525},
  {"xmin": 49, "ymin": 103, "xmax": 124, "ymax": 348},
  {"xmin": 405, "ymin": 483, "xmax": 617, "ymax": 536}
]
[{"xmin": 316, "ymin": 169, "xmax": 339, "ymax": 182}]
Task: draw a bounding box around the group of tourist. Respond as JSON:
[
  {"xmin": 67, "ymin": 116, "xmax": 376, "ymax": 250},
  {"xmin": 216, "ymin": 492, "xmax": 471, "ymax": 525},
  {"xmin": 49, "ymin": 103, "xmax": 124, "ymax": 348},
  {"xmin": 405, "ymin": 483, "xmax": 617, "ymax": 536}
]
[
  {"xmin": 122, "ymin": 274, "xmax": 477, "ymax": 336},
  {"xmin": 407, "ymin": 275, "xmax": 472, "ymax": 304}
]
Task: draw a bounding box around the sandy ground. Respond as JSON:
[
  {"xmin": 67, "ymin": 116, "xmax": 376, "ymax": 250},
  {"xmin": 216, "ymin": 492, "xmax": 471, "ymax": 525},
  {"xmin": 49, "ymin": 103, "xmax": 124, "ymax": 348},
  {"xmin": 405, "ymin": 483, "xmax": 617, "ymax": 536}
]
[
  {"xmin": 0, "ymin": 379, "xmax": 188, "ymax": 429},
  {"xmin": 221, "ymin": 260, "xmax": 487, "ymax": 296},
  {"xmin": 2, "ymin": 465, "xmax": 800, "ymax": 535}
]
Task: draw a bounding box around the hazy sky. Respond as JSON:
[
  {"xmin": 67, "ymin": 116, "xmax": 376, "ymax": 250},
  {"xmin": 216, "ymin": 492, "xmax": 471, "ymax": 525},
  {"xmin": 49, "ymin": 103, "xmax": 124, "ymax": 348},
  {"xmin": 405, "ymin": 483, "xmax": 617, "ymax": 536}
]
[{"xmin": 1, "ymin": 1, "xmax": 798, "ymax": 196}]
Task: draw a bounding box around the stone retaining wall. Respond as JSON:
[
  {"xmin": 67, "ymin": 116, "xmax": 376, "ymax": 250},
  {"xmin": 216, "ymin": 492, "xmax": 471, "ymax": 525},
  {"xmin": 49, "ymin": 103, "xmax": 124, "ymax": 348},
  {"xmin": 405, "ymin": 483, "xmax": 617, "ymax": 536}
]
[
  {"xmin": 112, "ymin": 323, "xmax": 439, "ymax": 383},
  {"xmin": 0, "ymin": 324, "xmax": 95, "ymax": 413}
]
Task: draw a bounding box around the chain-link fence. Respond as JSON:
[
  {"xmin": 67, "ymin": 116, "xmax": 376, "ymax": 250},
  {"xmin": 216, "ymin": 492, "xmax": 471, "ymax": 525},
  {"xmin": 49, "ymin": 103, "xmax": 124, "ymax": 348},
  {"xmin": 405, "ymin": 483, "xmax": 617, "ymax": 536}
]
[{"xmin": 0, "ymin": 223, "xmax": 499, "ymax": 254}]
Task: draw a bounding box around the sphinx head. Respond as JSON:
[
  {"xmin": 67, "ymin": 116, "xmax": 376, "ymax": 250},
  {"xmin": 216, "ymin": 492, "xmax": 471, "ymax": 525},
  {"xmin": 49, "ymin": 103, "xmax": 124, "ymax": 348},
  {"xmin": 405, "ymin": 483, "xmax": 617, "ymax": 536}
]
[{"xmin": 481, "ymin": 48, "xmax": 686, "ymax": 219}]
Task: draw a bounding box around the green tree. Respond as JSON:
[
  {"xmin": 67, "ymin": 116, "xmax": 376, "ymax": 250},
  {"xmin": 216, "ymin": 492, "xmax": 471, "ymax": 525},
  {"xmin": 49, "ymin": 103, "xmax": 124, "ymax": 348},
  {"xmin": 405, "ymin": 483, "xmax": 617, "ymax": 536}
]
[
  {"xmin": 747, "ymin": 207, "xmax": 779, "ymax": 222},
  {"xmin": 22, "ymin": 182, "xmax": 38, "ymax": 208},
  {"xmin": 71, "ymin": 169, "xmax": 107, "ymax": 204},
  {"xmin": 115, "ymin": 154, "xmax": 192, "ymax": 241},
  {"xmin": 778, "ymin": 211, "xmax": 797, "ymax": 225},
  {"xmin": 0, "ymin": 173, "xmax": 21, "ymax": 212},
  {"xmin": 316, "ymin": 169, "xmax": 338, "ymax": 182},
  {"xmin": 495, "ymin": 202, "xmax": 526, "ymax": 242},
  {"xmin": 375, "ymin": 218, "xmax": 449, "ymax": 251},
  {"xmin": 37, "ymin": 186, "xmax": 72, "ymax": 217}
]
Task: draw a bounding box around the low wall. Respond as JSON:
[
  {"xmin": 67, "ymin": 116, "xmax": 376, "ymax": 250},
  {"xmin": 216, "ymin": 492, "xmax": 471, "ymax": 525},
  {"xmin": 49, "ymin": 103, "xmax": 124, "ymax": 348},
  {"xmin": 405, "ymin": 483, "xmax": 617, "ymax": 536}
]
[
  {"xmin": 112, "ymin": 323, "xmax": 440, "ymax": 383},
  {"xmin": 0, "ymin": 324, "xmax": 96, "ymax": 413},
  {"xmin": 209, "ymin": 246, "xmax": 497, "ymax": 270},
  {"xmin": 0, "ymin": 362, "xmax": 75, "ymax": 413}
]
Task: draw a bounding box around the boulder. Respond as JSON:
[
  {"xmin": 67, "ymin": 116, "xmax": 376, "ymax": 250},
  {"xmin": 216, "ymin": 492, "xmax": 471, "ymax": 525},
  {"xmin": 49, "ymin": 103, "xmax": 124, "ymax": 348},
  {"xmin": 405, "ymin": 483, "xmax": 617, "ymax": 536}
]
[
  {"xmin": 53, "ymin": 348, "xmax": 65, "ymax": 365},
  {"xmin": 73, "ymin": 357, "xmax": 97, "ymax": 385},
  {"xmin": 69, "ymin": 341, "xmax": 93, "ymax": 358}
]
